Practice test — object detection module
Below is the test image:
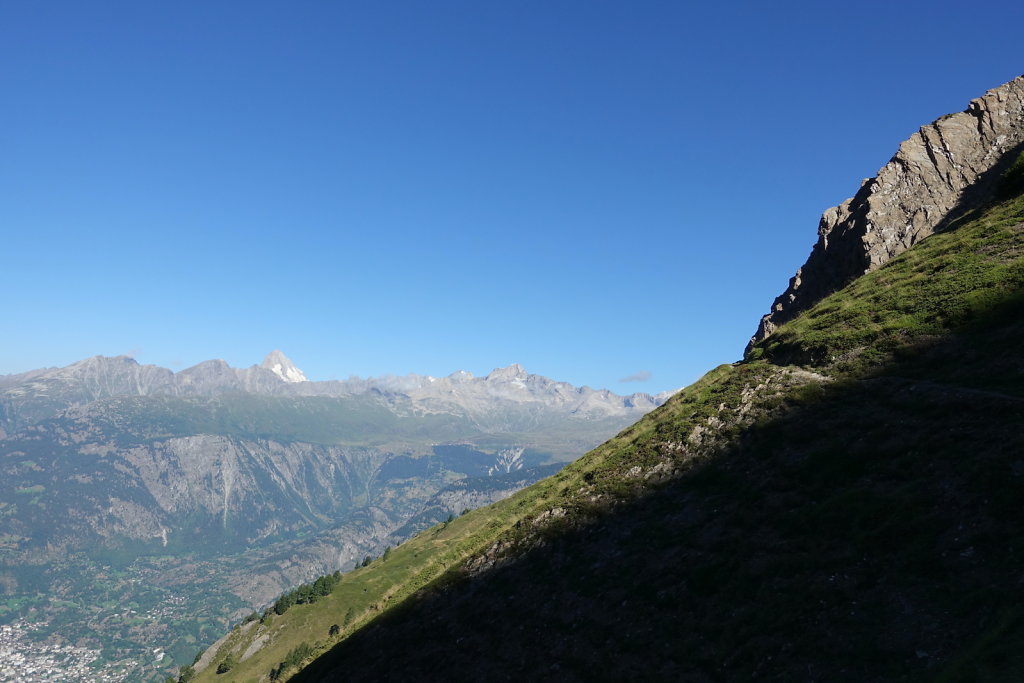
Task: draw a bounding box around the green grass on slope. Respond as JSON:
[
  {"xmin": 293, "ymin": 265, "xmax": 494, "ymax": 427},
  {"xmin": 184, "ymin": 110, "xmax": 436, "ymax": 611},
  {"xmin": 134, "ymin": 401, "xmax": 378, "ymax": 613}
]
[
  {"xmin": 190, "ymin": 182, "xmax": 1024, "ymax": 682},
  {"xmin": 752, "ymin": 183, "xmax": 1024, "ymax": 379},
  {"xmin": 189, "ymin": 361, "xmax": 786, "ymax": 683},
  {"xmin": 188, "ymin": 509, "xmax": 492, "ymax": 681},
  {"xmin": 294, "ymin": 366, "xmax": 1023, "ymax": 682}
]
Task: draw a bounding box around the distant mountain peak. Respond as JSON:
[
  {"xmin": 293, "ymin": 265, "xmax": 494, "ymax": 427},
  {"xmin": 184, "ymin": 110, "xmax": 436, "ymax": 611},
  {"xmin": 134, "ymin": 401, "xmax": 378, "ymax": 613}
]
[
  {"xmin": 486, "ymin": 363, "xmax": 528, "ymax": 382},
  {"xmin": 73, "ymin": 354, "xmax": 138, "ymax": 368},
  {"xmin": 261, "ymin": 350, "xmax": 308, "ymax": 383}
]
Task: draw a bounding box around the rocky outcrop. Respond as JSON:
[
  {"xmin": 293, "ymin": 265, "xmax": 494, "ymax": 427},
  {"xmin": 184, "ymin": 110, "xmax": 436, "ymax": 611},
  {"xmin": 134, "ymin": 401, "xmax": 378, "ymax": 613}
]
[{"xmin": 748, "ymin": 75, "xmax": 1024, "ymax": 352}]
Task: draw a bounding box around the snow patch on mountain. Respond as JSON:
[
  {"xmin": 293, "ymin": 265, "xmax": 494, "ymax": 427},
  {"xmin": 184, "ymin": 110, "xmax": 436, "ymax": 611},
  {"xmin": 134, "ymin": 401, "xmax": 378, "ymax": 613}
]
[
  {"xmin": 261, "ymin": 350, "xmax": 308, "ymax": 383},
  {"xmin": 487, "ymin": 447, "xmax": 525, "ymax": 476}
]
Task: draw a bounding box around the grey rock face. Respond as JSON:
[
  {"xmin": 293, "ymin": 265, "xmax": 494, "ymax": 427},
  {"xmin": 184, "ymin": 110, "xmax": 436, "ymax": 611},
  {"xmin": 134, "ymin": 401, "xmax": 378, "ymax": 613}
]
[{"xmin": 748, "ymin": 75, "xmax": 1024, "ymax": 352}]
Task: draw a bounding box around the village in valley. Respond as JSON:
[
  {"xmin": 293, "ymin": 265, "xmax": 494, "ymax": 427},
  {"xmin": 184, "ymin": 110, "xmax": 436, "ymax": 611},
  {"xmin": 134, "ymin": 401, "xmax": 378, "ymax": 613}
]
[{"xmin": 0, "ymin": 619, "xmax": 135, "ymax": 682}]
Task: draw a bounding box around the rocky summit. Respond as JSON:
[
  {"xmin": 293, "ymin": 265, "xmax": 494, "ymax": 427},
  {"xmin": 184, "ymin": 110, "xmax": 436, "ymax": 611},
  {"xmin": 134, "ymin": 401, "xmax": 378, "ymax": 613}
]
[
  {"xmin": 749, "ymin": 74, "xmax": 1024, "ymax": 351},
  {"xmin": 261, "ymin": 350, "xmax": 309, "ymax": 383}
]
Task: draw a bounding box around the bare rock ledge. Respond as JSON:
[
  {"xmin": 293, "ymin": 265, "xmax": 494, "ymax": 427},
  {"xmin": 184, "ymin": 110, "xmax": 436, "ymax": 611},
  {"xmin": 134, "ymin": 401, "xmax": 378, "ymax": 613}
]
[{"xmin": 748, "ymin": 74, "xmax": 1024, "ymax": 353}]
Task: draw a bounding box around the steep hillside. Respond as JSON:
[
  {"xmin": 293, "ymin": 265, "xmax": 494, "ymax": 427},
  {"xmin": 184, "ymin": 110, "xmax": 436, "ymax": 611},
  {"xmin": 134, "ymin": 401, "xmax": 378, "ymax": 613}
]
[{"xmin": 190, "ymin": 89, "xmax": 1024, "ymax": 682}]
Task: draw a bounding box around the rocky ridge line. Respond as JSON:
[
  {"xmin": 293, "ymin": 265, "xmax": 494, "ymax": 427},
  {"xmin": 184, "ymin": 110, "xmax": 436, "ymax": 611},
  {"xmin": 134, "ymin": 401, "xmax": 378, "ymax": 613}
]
[{"xmin": 748, "ymin": 74, "xmax": 1024, "ymax": 352}]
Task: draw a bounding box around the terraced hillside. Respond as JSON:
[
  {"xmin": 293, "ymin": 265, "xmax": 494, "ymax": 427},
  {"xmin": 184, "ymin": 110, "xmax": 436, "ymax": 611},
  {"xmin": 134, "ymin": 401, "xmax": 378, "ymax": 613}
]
[{"xmin": 186, "ymin": 144, "xmax": 1024, "ymax": 682}]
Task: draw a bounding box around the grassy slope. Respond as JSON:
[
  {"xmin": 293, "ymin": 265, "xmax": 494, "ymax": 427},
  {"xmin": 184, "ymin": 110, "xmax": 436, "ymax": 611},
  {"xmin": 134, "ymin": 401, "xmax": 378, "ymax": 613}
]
[
  {"xmin": 194, "ymin": 177, "xmax": 1024, "ymax": 682},
  {"xmin": 189, "ymin": 362, "xmax": 785, "ymax": 681}
]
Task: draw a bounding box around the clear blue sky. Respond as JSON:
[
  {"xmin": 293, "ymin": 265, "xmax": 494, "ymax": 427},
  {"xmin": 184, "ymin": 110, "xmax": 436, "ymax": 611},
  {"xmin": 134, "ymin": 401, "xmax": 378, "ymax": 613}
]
[{"xmin": 2, "ymin": 1, "xmax": 1022, "ymax": 394}]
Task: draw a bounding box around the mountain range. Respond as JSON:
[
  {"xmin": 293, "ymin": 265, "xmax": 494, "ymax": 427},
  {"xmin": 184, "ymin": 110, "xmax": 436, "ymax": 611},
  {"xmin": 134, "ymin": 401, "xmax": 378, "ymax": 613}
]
[
  {"xmin": 1, "ymin": 351, "xmax": 669, "ymax": 437},
  {"xmin": 0, "ymin": 353, "xmax": 668, "ymax": 680}
]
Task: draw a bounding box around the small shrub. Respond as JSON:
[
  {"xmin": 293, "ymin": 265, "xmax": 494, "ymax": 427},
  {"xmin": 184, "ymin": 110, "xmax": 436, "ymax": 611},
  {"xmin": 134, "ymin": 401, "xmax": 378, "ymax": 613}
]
[
  {"xmin": 216, "ymin": 654, "xmax": 237, "ymax": 674},
  {"xmin": 274, "ymin": 642, "xmax": 316, "ymax": 678}
]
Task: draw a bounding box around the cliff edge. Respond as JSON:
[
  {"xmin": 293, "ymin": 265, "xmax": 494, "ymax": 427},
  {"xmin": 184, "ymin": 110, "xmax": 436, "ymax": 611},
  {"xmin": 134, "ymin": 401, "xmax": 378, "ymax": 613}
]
[{"xmin": 748, "ymin": 75, "xmax": 1024, "ymax": 353}]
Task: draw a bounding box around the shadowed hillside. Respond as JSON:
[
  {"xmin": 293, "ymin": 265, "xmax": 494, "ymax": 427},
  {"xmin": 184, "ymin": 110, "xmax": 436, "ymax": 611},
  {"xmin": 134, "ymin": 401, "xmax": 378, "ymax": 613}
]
[
  {"xmin": 284, "ymin": 182, "xmax": 1023, "ymax": 682},
  {"xmin": 297, "ymin": 325, "xmax": 1024, "ymax": 681}
]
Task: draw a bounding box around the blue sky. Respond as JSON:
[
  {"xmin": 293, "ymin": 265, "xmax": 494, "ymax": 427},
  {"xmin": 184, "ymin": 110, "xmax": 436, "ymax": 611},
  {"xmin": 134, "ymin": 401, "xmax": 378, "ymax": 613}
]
[{"xmin": 2, "ymin": 2, "xmax": 1022, "ymax": 394}]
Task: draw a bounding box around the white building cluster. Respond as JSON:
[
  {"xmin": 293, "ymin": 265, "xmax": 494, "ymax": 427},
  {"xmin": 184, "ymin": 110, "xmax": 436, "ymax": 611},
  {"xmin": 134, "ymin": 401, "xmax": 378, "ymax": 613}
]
[{"xmin": 0, "ymin": 620, "xmax": 127, "ymax": 682}]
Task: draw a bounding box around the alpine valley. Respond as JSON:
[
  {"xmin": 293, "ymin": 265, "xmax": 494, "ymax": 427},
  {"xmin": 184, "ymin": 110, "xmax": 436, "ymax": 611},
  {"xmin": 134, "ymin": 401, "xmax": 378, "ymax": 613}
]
[
  {"xmin": 0, "ymin": 353, "xmax": 669, "ymax": 680},
  {"xmin": 181, "ymin": 76, "xmax": 1024, "ymax": 682}
]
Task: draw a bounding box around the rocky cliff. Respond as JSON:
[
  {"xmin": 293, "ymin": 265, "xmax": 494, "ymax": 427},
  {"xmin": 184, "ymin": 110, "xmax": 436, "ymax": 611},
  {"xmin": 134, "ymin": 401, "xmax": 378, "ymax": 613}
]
[{"xmin": 748, "ymin": 74, "xmax": 1024, "ymax": 351}]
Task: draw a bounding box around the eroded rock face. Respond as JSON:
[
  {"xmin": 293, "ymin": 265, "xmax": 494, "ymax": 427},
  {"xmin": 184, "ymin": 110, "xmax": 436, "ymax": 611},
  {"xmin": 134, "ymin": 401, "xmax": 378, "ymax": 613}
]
[{"xmin": 748, "ymin": 75, "xmax": 1024, "ymax": 352}]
